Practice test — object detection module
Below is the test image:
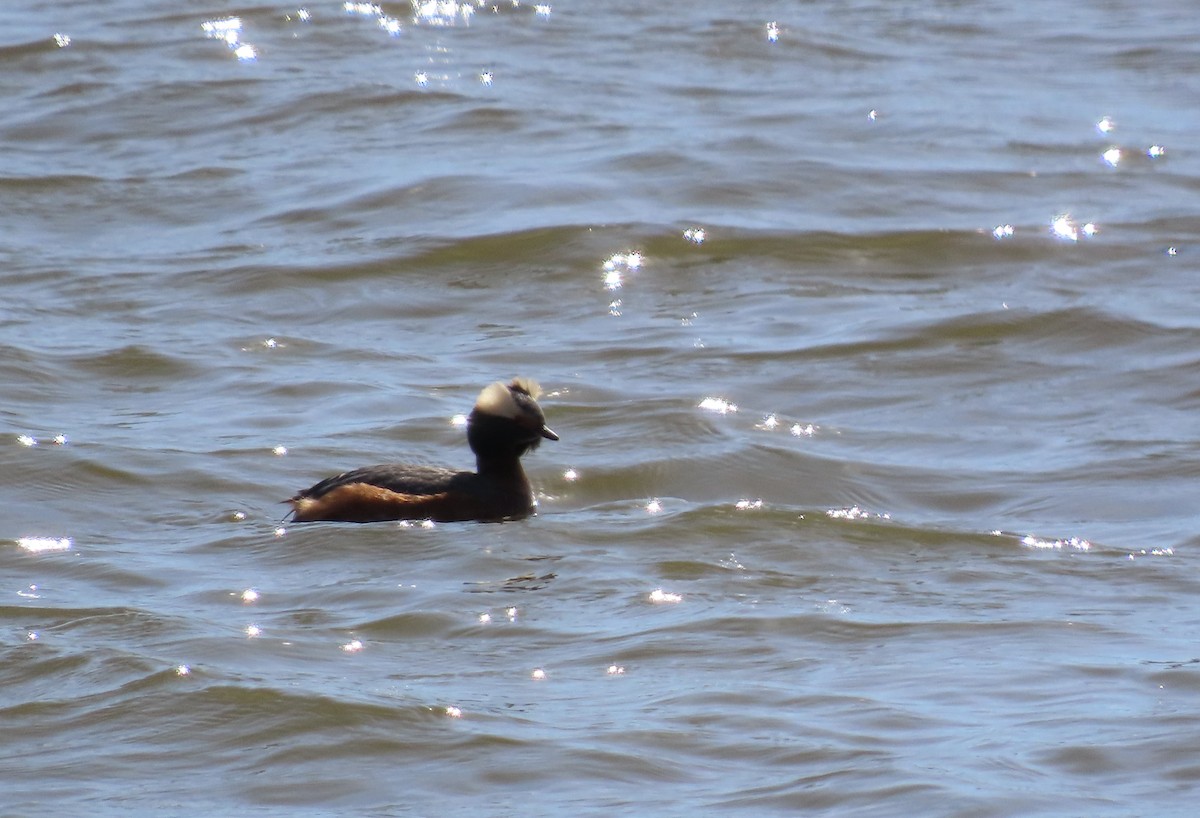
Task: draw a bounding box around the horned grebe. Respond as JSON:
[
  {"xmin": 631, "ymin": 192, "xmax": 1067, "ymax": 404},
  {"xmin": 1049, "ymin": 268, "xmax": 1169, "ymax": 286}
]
[{"xmin": 287, "ymin": 378, "xmax": 557, "ymax": 523}]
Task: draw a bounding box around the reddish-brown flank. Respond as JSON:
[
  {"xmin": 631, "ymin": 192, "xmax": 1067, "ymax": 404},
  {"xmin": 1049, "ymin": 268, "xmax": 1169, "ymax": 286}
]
[{"xmin": 290, "ymin": 483, "xmax": 460, "ymax": 523}]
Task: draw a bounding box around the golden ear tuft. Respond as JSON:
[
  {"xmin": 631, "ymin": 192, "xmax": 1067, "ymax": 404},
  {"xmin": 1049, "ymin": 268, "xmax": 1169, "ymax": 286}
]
[
  {"xmin": 474, "ymin": 381, "xmax": 521, "ymax": 419},
  {"xmin": 508, "ymin": 377, "xmax": 542, "ymax": 400}
]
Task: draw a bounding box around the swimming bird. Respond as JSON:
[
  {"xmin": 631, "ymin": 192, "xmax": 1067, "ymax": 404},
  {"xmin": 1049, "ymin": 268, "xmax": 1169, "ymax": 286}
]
[{"xmin": 287, "ymin": 378, "xmax": 558, "ymax": 523}]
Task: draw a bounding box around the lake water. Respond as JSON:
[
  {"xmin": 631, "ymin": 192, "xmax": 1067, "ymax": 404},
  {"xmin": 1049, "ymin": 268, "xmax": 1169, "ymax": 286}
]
[{"xmin": 3, "ymin": 1, "xmax": 1199, "ymax": 815}]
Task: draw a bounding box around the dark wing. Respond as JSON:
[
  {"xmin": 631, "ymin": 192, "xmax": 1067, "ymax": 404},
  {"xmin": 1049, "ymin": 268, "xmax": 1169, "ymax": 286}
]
[
  {"xmin": 287, "ymin": 464, "xmax": 474, "ymax": 523},
  {"xmin": 293, "ymin": 464, "xmax": 461, "ymax": 501}
]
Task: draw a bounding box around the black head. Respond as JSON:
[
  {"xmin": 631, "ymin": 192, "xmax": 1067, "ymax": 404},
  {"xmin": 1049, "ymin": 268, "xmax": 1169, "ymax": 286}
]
[{"xmin": 466, "ymin": 378, "xmax": 558, "ymax": 460}]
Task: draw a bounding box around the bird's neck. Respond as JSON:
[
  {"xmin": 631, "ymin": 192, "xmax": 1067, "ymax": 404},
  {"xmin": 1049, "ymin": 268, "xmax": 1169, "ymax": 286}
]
[{"xmin": 475, "ymin": 451, "xmax": 527, "ymax": 480}]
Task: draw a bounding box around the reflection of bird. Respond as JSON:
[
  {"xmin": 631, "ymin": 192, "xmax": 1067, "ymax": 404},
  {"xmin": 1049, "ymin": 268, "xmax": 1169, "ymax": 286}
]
[{"xmin": 287, "ymin": 379, "xmax": 558, "ymax": 523}]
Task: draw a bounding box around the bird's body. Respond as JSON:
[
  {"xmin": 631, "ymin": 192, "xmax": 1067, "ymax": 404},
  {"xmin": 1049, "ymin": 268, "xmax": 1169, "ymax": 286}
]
[{"xmin": 287, "ymin": 378, "xmax": 557, "ymax": 523}]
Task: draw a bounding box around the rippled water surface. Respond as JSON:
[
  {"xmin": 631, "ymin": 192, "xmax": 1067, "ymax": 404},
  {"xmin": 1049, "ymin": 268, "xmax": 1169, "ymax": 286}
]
[{"xmin": 3, "ymin": 1, "xmax": 1200, "ymax": 815}]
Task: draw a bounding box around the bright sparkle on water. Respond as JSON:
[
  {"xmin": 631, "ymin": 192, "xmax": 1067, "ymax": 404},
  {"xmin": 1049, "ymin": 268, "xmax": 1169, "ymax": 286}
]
[
  {"xmin": 202, "ymin": 17, "xmax": 258, "ymax": 61},
  {"xmin": 535, "ymin": 4, "xmax": 552, "ymax": 17},
  {"xmin": 1050, "ymin": 214, "xmax": 1079, "ymax": 242},
  {"xmin": 176, "ymin": 664, "xmax": 191, "ymax": 676},
  {"xmin": 415, "ymin": 71, "xmax": 429, "ymax": 87},
  {"xmin": 1021, "ymin": 535, "xmax": 1091, "ymax": 551},
  {"xmin": 445, "ymin": 705, "xmax": 463, "ymax": 717},
  {"xmin": 698, "ymin": 396, "xmax": 738, "ymax": 414},
  {"xmin": 602, "ymin": 252, "xmax": 643, "ymax": 291},
  {"xmin": 341, "ymin": 639, "xmax": 364, "ymax": 653},
  {"xmin": 53, "ymin": 33, "xmax": 71, "ymax": 48},
  {"xmin": 344, "ymin": 2, "xmax": 403, "ymax": 36},
  {"xmin": 1147, "ymin": 144, "xmax": 1166, "ymax": 158},
  {"xmin": 531, "ymin": 668, "xmax": 547, "ymax": 680},
  {"xmin": 683, "ymin": 227, "xmax": 706, "ymax": 244},
  {"xmin": 1101, "ymin": 147, "xmax": 1122, "ymax": 167},
  {"xmin": 1096, "ymin": 116, "xmax": 1115, "ymax": 134},
  {"xmin": 562, "ymin": 468, "xmax": 578, "ymax": 481},
  {"xmin": 413, "ymin": 1, "xmax": 474, "ymax": 26},
  {"xmin": 735, "ymin": 499, "xmax": 763, "ymax": 510},
  {"xmin": 17, "ymin": 432, "xmax": 69, "ymax": 447},
  {"xmin": 1128, "ymin": 547, "xmax": 1174, "ymax": 560},
  {"xmin": 649, "ymin": 588, "xmax": 683, "ymax": 604},
  {"xmin": 479, "ymin": 70, "xmax": 494, "ymax": 86},
  {"xmin": 202, "ymin": 17, "xmax": 242, "ymax": 35},
  {"xmin": 827, "ymin": 506, "xmax": 890, "ymax": 521},
  {"xmin": 245, "ymin": 624, "xmax": 262, "ymax": 638},
  {"xmin": 18, "ymin": 537, "xmax": 72, "ymax": 553},
  {"xmin": 719, "ymin": 552, "xmax": 745, "ymax": 571},
  {"xmin": 766, "ymin": 21, "xmax": 780, "ymax": 43},
  {"xmin": 272, "ymin": 445, "xmax": 288, "ymax": 456},
  {"xmin": 645, "ymin": 499, "xmax": 662, "ymax": 514},
  {"xmin": 607, "ymin": 664, "xmax": 625, "ymax": 675},
  {"xmin": 992, "ymin": 224, "xmax": 1015, "ymax": 239},
  {"xmin": 241, "ymin": 588, "xmax": 259, "ymax": 603}
]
